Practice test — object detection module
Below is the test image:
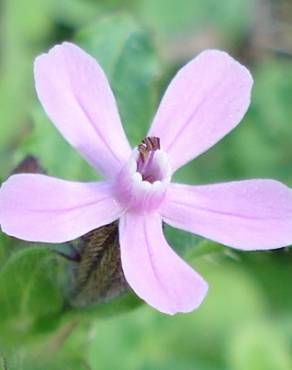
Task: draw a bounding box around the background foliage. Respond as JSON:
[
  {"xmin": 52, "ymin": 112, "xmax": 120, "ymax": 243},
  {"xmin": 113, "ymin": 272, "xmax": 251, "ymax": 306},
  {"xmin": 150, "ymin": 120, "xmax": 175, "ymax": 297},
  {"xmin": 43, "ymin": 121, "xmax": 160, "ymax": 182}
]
[{"xmin": 0, "ymin": 0, "xmax": 292, "ymax": 369}]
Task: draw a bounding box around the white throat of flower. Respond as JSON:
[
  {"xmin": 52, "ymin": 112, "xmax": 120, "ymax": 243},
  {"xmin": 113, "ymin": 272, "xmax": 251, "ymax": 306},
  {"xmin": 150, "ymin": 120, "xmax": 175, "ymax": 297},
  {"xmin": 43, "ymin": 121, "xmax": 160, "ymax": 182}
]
[{"xmin": 114, "ymin": 137, "xmax": 171, "ymax": 212}]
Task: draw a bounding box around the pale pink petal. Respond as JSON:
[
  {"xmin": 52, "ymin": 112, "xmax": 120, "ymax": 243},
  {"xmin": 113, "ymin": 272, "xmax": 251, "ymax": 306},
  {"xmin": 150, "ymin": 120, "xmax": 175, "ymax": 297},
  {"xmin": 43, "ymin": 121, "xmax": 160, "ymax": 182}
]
[
  {"xmin": 161, "ymin": 180, "xmax": 292, "ymax": 250},
  {"xmin": 119, "ymin": 212, "xmax": 208, "ymax": 314},
  {"xmin": 148, "ymin": 50, "xmax": 253, "ymax": 172},
  {"xmin": 0, "ymin": 174, "xmax": 123, "ymax": 243},
  {"xmin": 34, "ymin": 42, "xmax": 131, "ymax": 178}
]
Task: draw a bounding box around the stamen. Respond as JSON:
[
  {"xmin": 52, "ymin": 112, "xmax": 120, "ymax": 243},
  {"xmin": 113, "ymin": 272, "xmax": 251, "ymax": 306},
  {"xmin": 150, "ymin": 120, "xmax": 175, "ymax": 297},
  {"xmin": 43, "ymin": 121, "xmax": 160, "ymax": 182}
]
[
  {"xmin": 138, "ymin": 137, "xmax": 160, "ymax": 163},
  {"xmin": 137, "ymin": 137, "xmax": 161, "ymax": 183}
]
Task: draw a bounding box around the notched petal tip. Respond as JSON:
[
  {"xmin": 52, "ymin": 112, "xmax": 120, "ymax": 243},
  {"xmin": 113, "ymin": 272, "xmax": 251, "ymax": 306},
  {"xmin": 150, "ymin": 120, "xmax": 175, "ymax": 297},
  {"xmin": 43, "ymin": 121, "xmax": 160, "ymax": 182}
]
[
  {"xmin": 33, "ymin": 42, "xmax": 78, "ymax": 78},
  {"xmin": 168, "ymin": 276, "xmax": 209, "ymax": 316},
  {"xmin": 197, "ymin": 48, "xmax": 253, "ymax": 74},
  {"xmin": 190, "ymin": 49, "xmax": 254, "ymax": 103}
]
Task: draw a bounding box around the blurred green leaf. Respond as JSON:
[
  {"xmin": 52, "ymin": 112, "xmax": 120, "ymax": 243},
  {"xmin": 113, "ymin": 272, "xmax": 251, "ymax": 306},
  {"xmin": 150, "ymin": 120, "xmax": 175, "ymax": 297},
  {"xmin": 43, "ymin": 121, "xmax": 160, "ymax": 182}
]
[
  {"xmin": 66, "ymin": 291, "xmax": 142, "ymax": 321},
  {"xmin": 76, "ymin": 14, "xmax": 161, "ymax": 145},
  {"xmin": 0, "ymin": 247, "xmax": 64, "ymax": 346},
  {"xmin": 185, "ymin": 240, "xmax": 225, "ymax": 260},
  {"xmin": 240, "ymin": 250, "xmax": 292, "ymax": 313},
  {"xmin": 228, "ymin": 322, "xmax": 292, "ymax": 370},
  {"xmin": 17, "ymin": 107, "xmax": 97, "ymax": 181},
  {"xmin": 50, "ymin": 0, "xmax": 102, "ymax": 27},
  {"xmin": 0, "ymin": 0, "xmax": 53, "ymax": 177},
  {"xmin": 163, "ymin": 224, "xmax": 201, "ymax": 256},
  {"xmin": 0, "ymin": 234, "xmax": 21, "ymax": 268},
  {"xmin": 163, "ymin": 224, "xmax": 224, "ymax": 259},
  {"xmin": 136, "ymin": 0, "xmax": 252, "ymax": 43}
]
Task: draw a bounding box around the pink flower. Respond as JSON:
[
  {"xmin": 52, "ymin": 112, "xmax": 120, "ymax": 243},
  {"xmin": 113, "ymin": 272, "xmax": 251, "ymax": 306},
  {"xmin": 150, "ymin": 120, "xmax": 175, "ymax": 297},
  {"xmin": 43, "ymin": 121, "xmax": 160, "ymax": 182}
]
[{"xmin": 1, "ymin": 43, "xmax": 292, "ymax": 315}]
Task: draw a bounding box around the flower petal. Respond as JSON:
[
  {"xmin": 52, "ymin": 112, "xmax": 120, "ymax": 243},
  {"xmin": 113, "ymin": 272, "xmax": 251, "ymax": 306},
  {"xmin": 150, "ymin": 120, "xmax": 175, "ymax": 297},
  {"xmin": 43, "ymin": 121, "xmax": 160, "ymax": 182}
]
[
  {"xmin": 34, "ymin": 42, "xmax": 131, "ymax": 178},
  {"xmin": 161, "ymin": 180, "xmax": 292, "ymax": 250},
  {"xmin": 148, "ymin": 50, "xmax": 253, "ymax": 172},
  {"xmin": 119, "ymin": 212, "xmax": 208, "ymax": 314},
  {"xmin": 0, "ymin": 174, "xmax": 123, "ymax": 243}
]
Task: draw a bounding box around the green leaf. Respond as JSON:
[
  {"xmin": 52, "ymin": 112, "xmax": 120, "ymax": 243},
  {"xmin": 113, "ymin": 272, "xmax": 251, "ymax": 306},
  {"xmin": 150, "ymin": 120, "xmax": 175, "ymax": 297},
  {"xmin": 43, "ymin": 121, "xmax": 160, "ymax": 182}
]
[
  {"xmin": 76, "ymin": 14, "xmax": 161, "ymax": 145},
  {"xmin": 163, "ymin": 224, "xmax": 202, "ymax": 256},
  {"xmin": 50, "ymin": 0, "xmax": 102, "ymax": 28},
  {"xmin": 136, "ymin": 0, "xmax": 252, "ymax": 43},
  {"xmin": 0, "ymin": 0, "xmax": 53, "ymax": 177},
  {"xmin": 66, "ymin": 291, "xmax": 142, "ymax": 321},
  {"xmin": 0, "ymin": 234, "xmax": 21, "ymax": 269},
  {"xmin": 0, "ymin": 247, "xmax": 64, "ymax": 345},
  {"xmin": 185, "ymin": 239, "xmax": 225, "ymax": 260},
  {"xmin": 17, "ymin": 107, "xmax": 97, "ymax": 181}
]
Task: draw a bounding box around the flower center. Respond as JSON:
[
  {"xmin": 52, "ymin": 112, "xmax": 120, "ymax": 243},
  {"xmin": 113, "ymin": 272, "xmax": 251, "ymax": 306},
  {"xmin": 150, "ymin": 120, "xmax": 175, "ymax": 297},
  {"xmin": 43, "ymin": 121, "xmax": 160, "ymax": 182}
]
[
  {"xmin": 137, "ymin": 137, "xmax": 163, "ymax": 183},
  {"xmin": 114, "ymin": 137, "xmax": 171, "ymax": 212}
]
